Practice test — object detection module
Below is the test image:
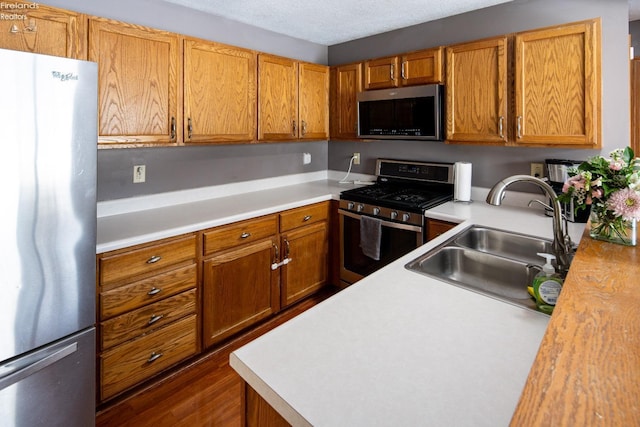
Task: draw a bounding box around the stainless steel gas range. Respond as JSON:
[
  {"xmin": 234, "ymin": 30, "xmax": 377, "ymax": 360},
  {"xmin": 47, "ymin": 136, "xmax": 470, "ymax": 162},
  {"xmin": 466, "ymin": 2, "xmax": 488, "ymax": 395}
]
[{"xmin": 338, "ymin": 159, "xmax": 454, "ymax": 286}]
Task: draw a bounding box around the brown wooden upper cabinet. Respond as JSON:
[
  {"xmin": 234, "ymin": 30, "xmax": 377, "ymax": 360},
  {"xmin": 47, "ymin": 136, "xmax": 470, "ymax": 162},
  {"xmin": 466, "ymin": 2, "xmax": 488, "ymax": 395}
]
[
  {"xmin": 445, "ymin": 36, "xmax": 509, "ymax": 145},
  {"xmin": 330, "ymin": 62, "xmax": 363, "ymax": 139},
  {"xmin": 258, "ymin": 54, "xmax": 329, "ymax": 141},
  {"xmin": 446, "ymin": 19, "xmax": 601, "ymax": 148},
  {"xmin": 364, "ymin": 47, "xmax": 444, "ymax": 90},
  {"xmin": 514, "ymin": 19, "xmax": 601, "ymax": 147},
  {"xmin": 0, "ymin": 1, "xmax": 86, "ymax": 59},
  {"xmin": 183, "ymin": 38, "xmax": 257, "ymax": 143},
  {"xmin": 89, "ymin": 18, "xmax": 180, "ymax": 146}
]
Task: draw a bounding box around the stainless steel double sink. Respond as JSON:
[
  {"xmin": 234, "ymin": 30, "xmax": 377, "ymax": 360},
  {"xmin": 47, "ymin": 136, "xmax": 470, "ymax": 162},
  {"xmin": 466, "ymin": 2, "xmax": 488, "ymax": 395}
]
[{"xmin": 405, "ymin": 225, "xmax": 554, "ymax": 313}]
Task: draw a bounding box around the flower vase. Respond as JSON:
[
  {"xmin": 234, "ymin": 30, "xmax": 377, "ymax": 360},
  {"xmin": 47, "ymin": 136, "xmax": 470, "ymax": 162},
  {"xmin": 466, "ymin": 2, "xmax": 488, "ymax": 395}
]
[{"xmin": 589, "ymin": 209, "xmax": 637, "ymax": 246}]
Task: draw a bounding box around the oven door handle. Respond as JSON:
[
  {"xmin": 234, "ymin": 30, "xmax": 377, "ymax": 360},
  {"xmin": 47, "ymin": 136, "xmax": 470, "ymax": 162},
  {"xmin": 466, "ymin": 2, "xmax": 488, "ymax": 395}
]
[{"xmin": 338, "ymin": 209, "xmax": 423, "ymax": 233}]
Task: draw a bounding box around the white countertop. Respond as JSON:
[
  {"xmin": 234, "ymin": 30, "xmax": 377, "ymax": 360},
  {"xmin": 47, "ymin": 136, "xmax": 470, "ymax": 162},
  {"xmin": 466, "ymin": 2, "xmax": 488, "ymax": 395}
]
[
  {"xmin": 229, "ymin": 192, "xmax": 586, "ymax": 427},
  {"xmin": 97, "ymin": 173, "xmax": 365, "ymax": 253}
]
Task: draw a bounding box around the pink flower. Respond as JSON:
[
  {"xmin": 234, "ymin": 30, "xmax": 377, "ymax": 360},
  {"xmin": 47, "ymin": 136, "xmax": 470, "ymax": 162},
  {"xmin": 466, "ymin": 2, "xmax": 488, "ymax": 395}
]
[
  {"xmin": 591, "ymin": 188, "xmax": 603, "ymax": 200},
  {"xmin": 563, "ymin": 174, "xmax": 585, "ymax": 192},
  {"xmin": 606, "ymin": 188, "xmax": 640, "ymax": 221},
  {"xmin": 609, "ymin": 160, "xmax": 624, "ymax": 171}
]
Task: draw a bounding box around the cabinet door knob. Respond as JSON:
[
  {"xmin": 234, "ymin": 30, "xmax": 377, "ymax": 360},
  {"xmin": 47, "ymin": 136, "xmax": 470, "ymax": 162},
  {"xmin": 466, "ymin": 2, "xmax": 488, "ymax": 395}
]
[
  {"xmin": 517, "ymin": 116, "xmax": 523, "ymax": 139},
  {"xmin": 301, "ymin": 120, "xmax": 307, "ymax": 136},
  {"xmin": 303, "ymin": 215, "xmax": 312, "ymax": 222},
  {"xmin": 146, "ymin": 255, "xmax": 162, "ymax": 264},
  {"xmin": 147, "ymin": 352, "xmax": 163, "ymax": 363},
  {"xmin": 170, "ymin": 117, "xmax": 176, "ymax": 140},
  {"xmin": 401, "ymin": 61, "xmax": 407, "ymax": 80},
  {"xmin": 240, "ymin": 232, "xmax": 251, "ymax": 239},
  {"xmin": 498, "ymin": 116, "xmax": 504, "ymax": 139},
  {"xmin": 148, "ymin": 314, "xmax": 164, "ymax": 325},
  {"xmin": 188, "ymin": 118, "xmax": 193, "ymax": 139},
  {"xmin": 292, "ymin": 120, "xmax": 297, "ymax": 136},
  {"xmin": 390, "ymin": 64, "xmax": 395, "ymax": 81},
  {"xmin": 147, "ymin": 287, "xmax": 162, "ymax": 296}
]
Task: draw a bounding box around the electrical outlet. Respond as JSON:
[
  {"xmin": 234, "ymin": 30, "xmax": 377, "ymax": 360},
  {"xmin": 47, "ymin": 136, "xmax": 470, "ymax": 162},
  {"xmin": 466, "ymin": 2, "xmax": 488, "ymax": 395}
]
[
  {"xmin": 133, "ymin": 165, "xmax": 146, "ymax": 183},
  {"xmin": 530, "ymin": 162, "xmax": 544, "ymax": 178},
  {"xmin": 353, "ymin": 152, "xmax": 360, "ymax": 165}
]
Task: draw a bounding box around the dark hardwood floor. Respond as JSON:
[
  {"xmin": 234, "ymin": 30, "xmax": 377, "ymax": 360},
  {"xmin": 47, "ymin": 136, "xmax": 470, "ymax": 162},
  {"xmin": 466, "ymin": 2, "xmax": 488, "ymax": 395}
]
[{"xmin": 96, "ymin": 287, "xmax": 338, "ymax": 427}]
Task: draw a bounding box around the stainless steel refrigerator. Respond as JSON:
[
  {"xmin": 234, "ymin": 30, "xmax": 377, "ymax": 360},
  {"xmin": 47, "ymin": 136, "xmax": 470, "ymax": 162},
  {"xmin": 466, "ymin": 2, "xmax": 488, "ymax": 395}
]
[{"xmin": 0, "ymin": 48, "xmax": 97, "ymax": 426}]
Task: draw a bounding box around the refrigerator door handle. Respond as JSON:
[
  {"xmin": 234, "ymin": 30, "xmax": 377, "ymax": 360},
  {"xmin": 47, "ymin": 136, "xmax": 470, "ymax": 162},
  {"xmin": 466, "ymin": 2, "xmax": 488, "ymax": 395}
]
[{"xmin": 0, "ymin": 342, "xmax": 77, "ymax": 391}]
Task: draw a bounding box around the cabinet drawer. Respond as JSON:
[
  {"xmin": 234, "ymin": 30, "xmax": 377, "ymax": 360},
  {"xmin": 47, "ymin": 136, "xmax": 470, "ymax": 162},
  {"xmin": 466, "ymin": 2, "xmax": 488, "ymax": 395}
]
[
  {"xmin": 99, "ymin": 235, "xmax": 197, "ymax": 286},
  {"xmin": 100, "ymin": 264, "xmax": 197, "ymax": 319},
  {"xmin": 100, "ymin": 314, "xmax": 198, "ymax": 400},
  {"xmin": 100, "ymin": 288, "xmax": 197, "ymax": 350},
  {"xmin": 203, "ymin": 215, "xmax": 277, "ymax": 255},
  {"xmin": 280, "ymin": 202, "xmax": 329, "ymax": 232}
]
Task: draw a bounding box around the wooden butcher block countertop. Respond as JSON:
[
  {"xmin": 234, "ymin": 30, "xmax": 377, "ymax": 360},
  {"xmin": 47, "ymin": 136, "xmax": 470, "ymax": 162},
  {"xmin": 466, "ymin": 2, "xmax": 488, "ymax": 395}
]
[{"xmin": 511, "ymin": 226, "xmax": 640, "ymax": 426}]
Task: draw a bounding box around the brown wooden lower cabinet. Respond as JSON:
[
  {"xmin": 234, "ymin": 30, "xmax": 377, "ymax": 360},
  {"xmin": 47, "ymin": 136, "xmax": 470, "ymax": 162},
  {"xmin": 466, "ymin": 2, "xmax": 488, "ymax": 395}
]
[
  {"xmin": 100, "ymin": 314, "xmax": 198, "ymax": 400},
  {"xmin": 202, "ymin": 237, "xmax": 280, "ymax": 348},
  {"xmin": 426, "ymin": 218, "xmax": 457, "ymax": 241},
  {"xmin": 96, "ymin": 233, "xmax": 199, "ymax": 403},
  {"xmin": 97, "ymin": 202, "xmax": 333, "ymax": 405},
  {"xmin": 244, "ymin": 382, "xmax": 291, "ymax": 427}
]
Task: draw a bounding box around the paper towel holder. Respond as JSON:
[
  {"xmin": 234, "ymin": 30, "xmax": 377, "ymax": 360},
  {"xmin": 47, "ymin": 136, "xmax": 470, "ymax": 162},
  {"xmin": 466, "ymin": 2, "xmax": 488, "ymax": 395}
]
[{"xmin": 453, "ymin": 161, "xmax": 473, "ymax": 203}]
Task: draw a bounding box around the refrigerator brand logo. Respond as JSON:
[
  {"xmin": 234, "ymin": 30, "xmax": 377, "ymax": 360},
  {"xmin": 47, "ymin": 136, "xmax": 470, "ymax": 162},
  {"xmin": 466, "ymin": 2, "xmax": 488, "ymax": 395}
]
[{"xmin": 51, "ymin": 71, "xmax": 79, "ymax": 82}]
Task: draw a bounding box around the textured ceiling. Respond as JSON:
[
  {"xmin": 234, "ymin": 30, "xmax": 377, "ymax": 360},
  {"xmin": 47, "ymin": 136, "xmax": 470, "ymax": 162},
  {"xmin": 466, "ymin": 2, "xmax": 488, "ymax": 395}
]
[{"xmin": 160, "ymin": 0, "xmax": 515, "ymax": 45}]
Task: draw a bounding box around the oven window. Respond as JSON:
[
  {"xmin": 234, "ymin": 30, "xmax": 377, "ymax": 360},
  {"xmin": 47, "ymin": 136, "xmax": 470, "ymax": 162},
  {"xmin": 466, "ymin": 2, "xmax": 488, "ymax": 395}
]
[{"xmin": 342, "ymin": 215, "xmax": 420, "ymax": 278}]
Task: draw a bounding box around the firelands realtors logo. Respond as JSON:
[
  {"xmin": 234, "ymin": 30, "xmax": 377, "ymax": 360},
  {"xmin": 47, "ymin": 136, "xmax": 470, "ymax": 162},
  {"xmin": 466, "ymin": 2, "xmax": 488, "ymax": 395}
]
[{"xmin": 0, "ymin": 2, "xmax": 39, "ymax": 20}]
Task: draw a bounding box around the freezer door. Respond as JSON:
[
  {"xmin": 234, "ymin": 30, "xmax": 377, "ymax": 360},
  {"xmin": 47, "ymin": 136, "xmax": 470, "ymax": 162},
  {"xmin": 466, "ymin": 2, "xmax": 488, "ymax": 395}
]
[
  {"xmin": 0, "ymin": 49, "xmax": 97, "ymax": 362},
  {"xmin": 0, "ymin": 328, "xmax": 95, "ymax": 427}
]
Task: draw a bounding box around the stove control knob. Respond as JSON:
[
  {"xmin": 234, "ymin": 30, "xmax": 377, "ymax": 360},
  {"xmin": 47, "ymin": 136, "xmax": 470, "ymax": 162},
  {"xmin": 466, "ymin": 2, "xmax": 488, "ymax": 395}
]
[
  {"xmin": 390, "ymin": 211, "xmax": 398, "ymax": 220},
  {"xmin": 373, "ymin": 207, "xmax": 380, "ymax": 215},
  {"xmin": 402, "ymin": 213, "xmax": 411, "ymax": 222},
  {"xmin": 357, "ymin": 204, "xmax": 364, "ymax": 212},
  {"xmin": 347, "ymin": 202, "xmax": 354, "ymax": 210}
]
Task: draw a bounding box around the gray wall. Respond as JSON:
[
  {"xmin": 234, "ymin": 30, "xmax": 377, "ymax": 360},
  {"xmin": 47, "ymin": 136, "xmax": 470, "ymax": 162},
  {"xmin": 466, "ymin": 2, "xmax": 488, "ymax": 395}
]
[
  {"xmin": 631, "ymin": 20, "xmax": 640, "ymax": 54},
  {"xmin": 97, "ymin": 143, "xmax": 327, "ymax": 200},
  {"xmin": 328, "ymin": 0, "xmax": 631, "ymax": 188}
]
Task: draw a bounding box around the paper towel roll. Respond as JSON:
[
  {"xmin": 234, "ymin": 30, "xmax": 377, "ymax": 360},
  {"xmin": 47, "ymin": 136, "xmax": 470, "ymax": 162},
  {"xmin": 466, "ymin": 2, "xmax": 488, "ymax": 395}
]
[{"xmin": 454, "ymin": 162, "xmax": 472, "ymax": 202}]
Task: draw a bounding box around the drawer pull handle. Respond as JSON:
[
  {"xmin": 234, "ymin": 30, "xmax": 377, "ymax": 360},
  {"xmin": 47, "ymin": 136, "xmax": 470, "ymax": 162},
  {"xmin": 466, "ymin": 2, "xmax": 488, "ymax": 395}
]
[
  {"xmin": 147, "ymin": 352, "xmax": 163, "ymax": 363},
  {"xmin": 146, "ymin": 255, "xmax": 162, "ymax": 264},
  {"xmin": 240, "ymin": 232, "xmax": 251, "ymax": 239},
  {"xmin": 147, "ymin": 287, "xmax": 162, "ymax": 296},
  {"xmin": 303, "ymin": 215, "xmax": 312, "ymax": 222},
  {"xmin": 148, "ymin": 314, "xmax": 164, "ymax": 325}
]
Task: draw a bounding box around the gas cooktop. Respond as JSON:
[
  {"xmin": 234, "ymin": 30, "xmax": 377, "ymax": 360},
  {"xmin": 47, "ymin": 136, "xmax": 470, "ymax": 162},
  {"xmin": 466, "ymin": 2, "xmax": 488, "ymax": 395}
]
[{"xmin": 339, "ymin": 159, "xmax": 455, "ymax": 225}]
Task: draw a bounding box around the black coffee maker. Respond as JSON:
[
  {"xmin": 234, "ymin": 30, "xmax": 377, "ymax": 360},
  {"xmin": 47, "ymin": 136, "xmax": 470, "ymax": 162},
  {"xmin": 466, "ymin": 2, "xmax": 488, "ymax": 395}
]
[{"xmin": 545, "ymin": 159, "xmax": 589, "ymax": 223}]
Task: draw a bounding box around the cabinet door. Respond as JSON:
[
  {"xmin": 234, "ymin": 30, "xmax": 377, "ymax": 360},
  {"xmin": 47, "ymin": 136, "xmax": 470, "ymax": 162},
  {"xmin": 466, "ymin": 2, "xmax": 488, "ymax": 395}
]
[
  {"xmin": 258, "ymin": 54, "xmax": 298, "ymax": 141},
  {"xmin": 514, "ymin": 19, "xmax": 600, "ymax": 147},
  {"xmin": 400, "ymin": 48, "xmax": 443, "ymax": 86},
  {"xmin": 299, "ymin": 62, "xmax": 329, "ymax": 140},
  {"xmin": 184, "ymin": 39, "xmax": 257, "ymax": 143},
  {"xmin": 0, "ymin": 2, "xmax": 86, "ymax": 59},
  {"xmin": 330, "ymin": 63, "xmax": 362, "ymax": 139},
  {"xmin": 89, "ymin": 18, "xmax": 180, "ymax": 146},
  {"xmin": 445, "ymin": 37, "xmax": 508, "ymax": 144},
  {"xmin": 364, "ymin": 56, "xmax": 399, "ymax": 90},
  {"xmin": 202, "ymin": 239, "xmax": 279, "ymax": 348},
  {"xmin": 280, "ymin": 221, "xmax": 328, "ymax": 308}
]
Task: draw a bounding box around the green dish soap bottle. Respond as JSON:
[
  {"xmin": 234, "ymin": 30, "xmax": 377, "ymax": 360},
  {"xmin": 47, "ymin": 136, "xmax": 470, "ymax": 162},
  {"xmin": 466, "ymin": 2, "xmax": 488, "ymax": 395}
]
[{"xmin": 532, "ymin": 253, "xmax": 563, "ymax": 314}]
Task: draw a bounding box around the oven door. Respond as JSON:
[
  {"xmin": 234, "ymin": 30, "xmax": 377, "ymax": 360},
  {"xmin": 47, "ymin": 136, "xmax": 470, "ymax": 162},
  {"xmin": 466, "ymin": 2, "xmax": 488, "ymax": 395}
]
[{"xmin": 339, "ymin": 209, "xmax": 424, "ymax": 286}]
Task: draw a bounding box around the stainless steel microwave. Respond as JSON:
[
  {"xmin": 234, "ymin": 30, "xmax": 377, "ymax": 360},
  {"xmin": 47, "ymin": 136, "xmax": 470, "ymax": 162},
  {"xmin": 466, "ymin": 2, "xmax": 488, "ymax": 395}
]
[{"xmin": 357, "ymin": 84, "xmax": 444, "ymax": 140}]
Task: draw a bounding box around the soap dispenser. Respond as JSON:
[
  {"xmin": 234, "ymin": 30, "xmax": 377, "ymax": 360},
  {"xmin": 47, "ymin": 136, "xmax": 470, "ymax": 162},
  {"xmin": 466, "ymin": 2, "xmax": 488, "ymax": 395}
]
[{"xmin": 532, "ymin": 253, "xmax": 563, "ymax": 314}]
